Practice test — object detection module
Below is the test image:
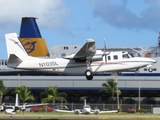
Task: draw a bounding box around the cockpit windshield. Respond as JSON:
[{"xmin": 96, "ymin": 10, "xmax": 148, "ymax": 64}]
[
  {"xmin": 6, "ymin": 107, "xmax": 14, "ymax": 109},
  {"xmin": 122, "ymin": 53, "xmax": 133, "ymax": 58},
  {"xmin": 128, "ymin": 53, "xmax": 134, "ymax": 57},
  {"xmin": 84, "ymin": 105, "xmax": 91, "ymax": 109}
]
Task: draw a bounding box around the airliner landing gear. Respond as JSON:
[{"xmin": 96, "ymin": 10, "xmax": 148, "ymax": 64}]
[{"xmin": 85, "ymin": 70, "xmax": 93, "ymax": 80}]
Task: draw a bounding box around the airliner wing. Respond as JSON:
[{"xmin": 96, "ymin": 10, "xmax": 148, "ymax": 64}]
[{"xmin": 65, "ymin": 39, "xmax": 96, "ymax": 60}]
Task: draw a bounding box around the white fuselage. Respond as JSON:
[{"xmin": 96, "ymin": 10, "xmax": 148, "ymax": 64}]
[
  {"xmin": 8, "ymin": 51, "xmax": 156, "ymax": 75},
  {"xmin": 82, "ymin": 105, "xmax": 92, "ymax": 114},
  {"xmin": 5, "ymin": 106, "xmax": 16, "ymax": 114}
]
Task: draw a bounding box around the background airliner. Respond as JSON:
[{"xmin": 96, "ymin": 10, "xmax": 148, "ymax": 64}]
[{"xmin": 5, "ymin": 33, "xmax": 156, "ymax": 80}]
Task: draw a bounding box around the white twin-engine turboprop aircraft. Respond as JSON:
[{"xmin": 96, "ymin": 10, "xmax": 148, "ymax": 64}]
[
  {"xmin": 5, "ymin": 33, "xmax": 156, "ymax": 80},
  {"xmin": 56, "ymin": 99, "xmax": 118, "ymax": 114},
  {"xmin": 4, "ymin": 94, "xmax": 48, "ymax": 114}
]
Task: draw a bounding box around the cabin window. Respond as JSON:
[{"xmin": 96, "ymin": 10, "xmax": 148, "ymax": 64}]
[
  {"xmin": 73, "ymin": 46, "xmax": 77, "ymax": 49},
  {"xmin": 108, "ymin": 56, "xmax": 111, "ymax": 60},
  {"xmin": 113, "ymin": 55, "xmax": 118, "ymax": 60}
]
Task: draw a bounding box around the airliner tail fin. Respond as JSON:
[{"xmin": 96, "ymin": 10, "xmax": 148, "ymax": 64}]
[{"xmin": 19, "ymin": 17, "xmax": 50, "ymax": 57}]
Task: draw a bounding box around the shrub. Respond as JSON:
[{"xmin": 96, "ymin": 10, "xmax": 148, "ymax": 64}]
[
  {"xmin": 127, "ymin": 107, "xmax": 136, "ymax": 113},
  {"xmin": 104, "ymin": 108, "xmax": 110, "ymax": 111},
  {"xmin": 39, "ymin": 108, "xmax": 46, "ymax": 112},
  {"xmin": 47, "ymin": 107, "xmax": 53, "ymax": 112},
  {"xmin": 30, "ymin": 107, "xmax": 39, "ymax": 112},
  {"xmin": 30, "ymin": 107, "xmax": 53, "ymax": 112},
  {"xmin": 138, "ymin": 108, "xmax": 148, "ymax": 113}
]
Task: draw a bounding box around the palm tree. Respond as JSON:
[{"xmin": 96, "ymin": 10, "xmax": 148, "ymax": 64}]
[
  {"xmin": 0, "ymin": 80, "xmax": 10, "ymax": 105},
  {"xmin": 13, "ymin": 85, "xmax": 34, "ymax": 103},
  {"xmin": 40, "ymin": 86, "xmax": 67, "ymax": 106},
  {"xmin": 101, "ymin": 78, "xmax": 121, "ymax": 105}
]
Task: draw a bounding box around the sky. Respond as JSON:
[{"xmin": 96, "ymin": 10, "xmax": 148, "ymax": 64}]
[{"xmin": 0, "ymin": 0, "xmax": 160, "ymax": 59}]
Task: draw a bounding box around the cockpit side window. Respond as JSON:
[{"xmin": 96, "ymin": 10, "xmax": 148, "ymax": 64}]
[{"xmin": 108, "ymin": 56, "xmax": 111, "ymax": 60}]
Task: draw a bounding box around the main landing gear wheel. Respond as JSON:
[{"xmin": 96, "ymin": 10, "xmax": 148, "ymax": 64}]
[
  {"xmin": 94, "ymin": 111, "xmax": 99, "ymax": 115},
  {"xmin": 74, "ymin": 110, "xmax": 80, "ymax": 115},
  {"xmin": 85, "ymin": 70, "xmax": 93, "ymax": 80}
]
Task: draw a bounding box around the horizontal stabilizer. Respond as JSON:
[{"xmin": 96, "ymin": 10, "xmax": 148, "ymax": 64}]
[{"xmin": 7, "ymin": 54, "xmax": 22, "ymax": 68}]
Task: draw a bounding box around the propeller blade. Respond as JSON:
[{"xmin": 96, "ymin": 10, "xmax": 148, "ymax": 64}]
[{"xmin": 104, "ymin": 38, "xmax": 107, "ymax": 62}]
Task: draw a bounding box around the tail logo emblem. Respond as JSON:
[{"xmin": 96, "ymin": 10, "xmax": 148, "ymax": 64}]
[{"xmin": 22, "ymin": 39, "xmax": 36, "ymax": 54}]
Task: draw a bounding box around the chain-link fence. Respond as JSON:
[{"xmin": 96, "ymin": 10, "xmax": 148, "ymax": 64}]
[{"xmin": 50, "ymin": 103, "xmax": 160, "ymax": 113}]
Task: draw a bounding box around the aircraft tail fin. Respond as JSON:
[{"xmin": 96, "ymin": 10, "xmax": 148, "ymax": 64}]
[
  {"xmin": 13, "ymin": 94, "xmax": 19, "ymax": 112},
  {"xmin": 19, "ymin": 17, "xmax": 50, "ymax": 57},
  {"xmin": 15, "ymin": 94, "xmax": 18, "ymax": 107},
  {"xmin": 5, "ymin": 33, "xmax": 28, "ymax": 67},
  {"xmin": 84, "ymin": 99, "xmax": 86, "ymax": 106}
]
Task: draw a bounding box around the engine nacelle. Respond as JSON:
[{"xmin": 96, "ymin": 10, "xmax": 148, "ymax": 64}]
[
  {"xmin": 74, "ymin": 109, "xmax": 80, "ymax": 114},
  {"xmin": 94, "ymin": 110, "xmax": 99, "ymax": 115}
]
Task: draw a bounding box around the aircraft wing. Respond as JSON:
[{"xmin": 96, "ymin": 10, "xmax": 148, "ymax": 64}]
[
  {"xmin": 55, "ymin": 109, "xmax": 74, "ymax": 113},
  {"xmin": 64, "ymin": 39, "xmax": 96, "ymax": 60},
  {"xmin": 99, "ymin": 110, "xmax": 118, "ymax": 113},
  {"xmin": 25, "ymin": 103, "xmax": 48, "ymax": 107},
  {"xmin": 56, "ymin": 109, "xmax": 84, "ymax": 114},
  {"xmin": 17, "ymin": 103, "xmax": 48, "ymax": 109}
]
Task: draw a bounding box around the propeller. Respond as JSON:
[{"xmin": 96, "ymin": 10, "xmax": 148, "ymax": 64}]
[
  {"xmin": 21, "ymin": 103, "xmax": 27, "ymax": 113},
  {"xmin": 103, "ymin": 38, "xmax": 107, "ymax": 62},
  {"xmin": 0, "ymin": 103, "xmax": 5, "ymax": 112}
]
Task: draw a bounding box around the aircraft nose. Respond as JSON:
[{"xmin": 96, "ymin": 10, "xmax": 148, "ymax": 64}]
[
  {"xmin": 147, "ymin": 58, "xmax": 156, "ymax": 63},
  {"xmin": 151, "ymin": 59, "xmax": 156, "ymax": 63},
  {"xmin": 85, "ymin": 108, "xmax": 90, "ymax": 113}
]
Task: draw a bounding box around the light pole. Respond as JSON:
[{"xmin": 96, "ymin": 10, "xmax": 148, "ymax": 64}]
[
  {"xmin": 112, "ymin": 71, "xmax": 119, "ymax": 110},
  {"xmin": 61, "ymin": 100, "xmax": 63, "ymax": 109},
  {"xmin": 138, "ymin": 80, "xmax": 141, "ymax": 110},
  {"xmin": 116, "ymin": 75, "xmax": 120, "ymax": 111},
  {"xmin": 18, "ymin": 74, "xmax": 21, "ymax": 87}
]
